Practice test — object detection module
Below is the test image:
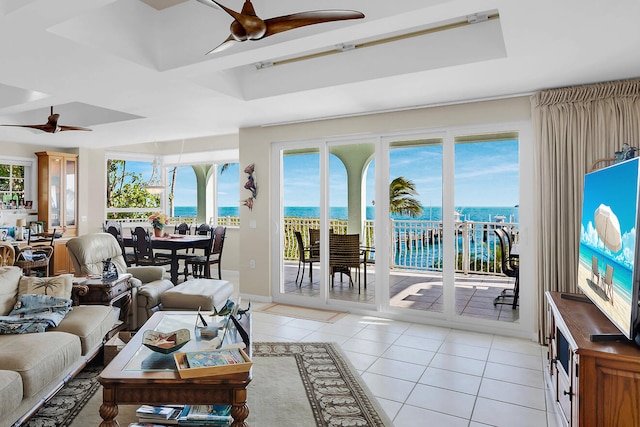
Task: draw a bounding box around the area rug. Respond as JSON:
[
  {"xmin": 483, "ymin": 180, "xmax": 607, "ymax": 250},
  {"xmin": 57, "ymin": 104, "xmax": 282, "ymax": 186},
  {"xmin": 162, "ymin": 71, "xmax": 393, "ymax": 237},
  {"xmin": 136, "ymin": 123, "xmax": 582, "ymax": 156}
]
[
  {"xmin": 256, "ymin": 303, "xmax": 348, "ymax": 323},
  {"xmin": 28, "ymin": 342, "xmax": 393, "ymax": 427}
]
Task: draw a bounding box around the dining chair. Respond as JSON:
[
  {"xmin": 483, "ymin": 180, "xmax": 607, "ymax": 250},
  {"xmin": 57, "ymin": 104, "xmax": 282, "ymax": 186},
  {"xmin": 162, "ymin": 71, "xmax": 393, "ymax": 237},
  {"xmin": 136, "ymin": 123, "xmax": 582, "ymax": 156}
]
[
  {"xmin": 106, "ymin": 226, "xmax": 136, "ymax": 267},
  {"xmin": 174, "ymin": 223, "xmax": 191, "ymax": 235},
  {"xmin": 131, "ymin": 226, "xmax": 172, "ymax": 267},
  {"xmin": 329, "ymin": 233, "xmax": 362, "ymax": 292},
  {"xmin": 294, "ymin": 230, "xmax": 320, "ymax": 286},
  {"xmin": 194, "ymin": 223, "xmax": 212, "ymax": 235},
  {"xmin": 494, "ymin": 228, "xmax": 519, "ymax": 308},
  {"xmin": 184, "ymin": 226, "xmax": 226, "ymax": 279}
]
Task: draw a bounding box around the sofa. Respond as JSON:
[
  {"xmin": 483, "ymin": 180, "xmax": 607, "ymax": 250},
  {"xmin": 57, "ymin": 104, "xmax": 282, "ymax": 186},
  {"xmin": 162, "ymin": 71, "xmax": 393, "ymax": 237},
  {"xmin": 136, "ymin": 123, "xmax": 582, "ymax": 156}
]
[
  {"xmin": 0, "ymin": 266, "xmax": 115, "ymax": 427},
  {"xmin": 66, "ymin": 233, "xmax": 175, "ymax": 329}
]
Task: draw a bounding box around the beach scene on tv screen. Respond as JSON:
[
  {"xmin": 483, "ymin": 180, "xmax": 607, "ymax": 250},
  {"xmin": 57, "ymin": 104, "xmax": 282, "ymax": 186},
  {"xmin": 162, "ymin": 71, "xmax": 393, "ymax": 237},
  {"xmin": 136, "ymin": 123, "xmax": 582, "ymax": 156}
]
[{"xmin": 578, "ymin": 158, "xmax": 638, "ymax": 337}]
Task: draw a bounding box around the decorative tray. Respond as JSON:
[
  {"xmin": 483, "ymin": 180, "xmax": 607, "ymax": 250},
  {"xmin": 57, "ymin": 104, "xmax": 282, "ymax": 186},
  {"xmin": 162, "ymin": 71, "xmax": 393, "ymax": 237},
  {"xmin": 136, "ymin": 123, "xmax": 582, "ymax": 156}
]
[{"xmin": 143, "ymin": 329, "xmax": 191, "ymax": 354}]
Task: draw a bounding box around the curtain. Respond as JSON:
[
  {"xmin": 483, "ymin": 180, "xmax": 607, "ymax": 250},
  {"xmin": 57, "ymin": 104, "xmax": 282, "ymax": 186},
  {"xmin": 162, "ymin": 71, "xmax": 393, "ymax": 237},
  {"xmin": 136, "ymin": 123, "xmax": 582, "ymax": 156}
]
[{"xmin": 531, "ymin": 78, "xmax": 640, "ymax": 344}]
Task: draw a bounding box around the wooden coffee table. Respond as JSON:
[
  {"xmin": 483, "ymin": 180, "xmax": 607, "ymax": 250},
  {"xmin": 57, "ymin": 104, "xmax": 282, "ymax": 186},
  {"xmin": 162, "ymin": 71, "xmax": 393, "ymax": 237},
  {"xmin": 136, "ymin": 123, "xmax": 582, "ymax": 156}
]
[{"xmin": 98, "ymin": 311, "xmax": 251, "ymax": 427}]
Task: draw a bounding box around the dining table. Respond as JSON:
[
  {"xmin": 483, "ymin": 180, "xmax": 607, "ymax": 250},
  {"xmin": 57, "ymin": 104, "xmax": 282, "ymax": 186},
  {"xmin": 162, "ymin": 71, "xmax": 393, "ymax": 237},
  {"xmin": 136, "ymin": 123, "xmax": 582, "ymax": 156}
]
[{"xmin": 123, "ymin": 234, "xmax": 211, "ymax": 284}]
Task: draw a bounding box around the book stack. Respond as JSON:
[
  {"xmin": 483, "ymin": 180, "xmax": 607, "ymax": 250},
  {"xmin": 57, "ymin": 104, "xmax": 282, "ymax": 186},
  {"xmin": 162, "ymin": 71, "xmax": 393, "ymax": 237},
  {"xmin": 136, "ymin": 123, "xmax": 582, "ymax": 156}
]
[
  {"xmin": 135, "ymin": 405, "xmax": 184, "ymax": 425},
  {"xmin": 132, "ymin": 404, "xmax": 232, "ymax": 427},
  {"xmin": 179, "ymin": 405, "xmax": 233, "ymax": 426}
]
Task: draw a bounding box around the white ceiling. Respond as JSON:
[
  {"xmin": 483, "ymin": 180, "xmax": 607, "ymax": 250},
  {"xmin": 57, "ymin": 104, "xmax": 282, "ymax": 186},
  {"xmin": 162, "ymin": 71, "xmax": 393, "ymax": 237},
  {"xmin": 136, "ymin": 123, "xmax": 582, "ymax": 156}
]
[{"xmin": 0, "ymin": 0, "xmax": 638, "ymax": 149}]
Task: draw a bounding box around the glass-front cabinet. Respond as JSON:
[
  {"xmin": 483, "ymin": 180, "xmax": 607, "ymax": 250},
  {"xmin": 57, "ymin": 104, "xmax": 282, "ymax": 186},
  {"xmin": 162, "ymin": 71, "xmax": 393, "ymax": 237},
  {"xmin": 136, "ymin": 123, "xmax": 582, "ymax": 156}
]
[{"xmin": 36, "ymin": 151, "xmax": 78, "ymax": 237}]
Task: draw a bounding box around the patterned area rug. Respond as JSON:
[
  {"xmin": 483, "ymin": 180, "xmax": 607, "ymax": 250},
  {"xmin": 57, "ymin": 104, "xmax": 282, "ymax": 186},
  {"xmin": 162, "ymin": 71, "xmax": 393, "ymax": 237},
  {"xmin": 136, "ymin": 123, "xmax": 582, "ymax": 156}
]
[
  {"xmin": 25, "ymin": 364, "xmax": 102, "ymax": 427},
  {"xmin": 26, "ymin": 342, "xmax": 393, "ymax": 427},
  {"xmin": 255, "ymin": 303, "xmax": 348, "ymax": 323}
]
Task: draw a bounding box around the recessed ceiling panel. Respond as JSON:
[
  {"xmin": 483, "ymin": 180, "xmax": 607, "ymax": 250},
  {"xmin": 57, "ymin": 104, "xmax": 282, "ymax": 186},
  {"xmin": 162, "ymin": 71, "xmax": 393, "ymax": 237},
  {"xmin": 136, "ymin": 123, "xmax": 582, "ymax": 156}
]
[
  {"xmin": 0, "ymin": 83, "xmax": 48, "ymax": 109},
  {"xmin": 1, "ymin": 102, "xmax": 144, "ymax": 128},
  {"xmin": 139, "ymin": 0, "xmax": 188, "ymax": 11},
  {"xmin": 201, "ymin": 13, "xmax": 507, "ymax": 100},
  {"xmin": 0, "ymin": 0, "xmax": 36, "ymax": 16}
]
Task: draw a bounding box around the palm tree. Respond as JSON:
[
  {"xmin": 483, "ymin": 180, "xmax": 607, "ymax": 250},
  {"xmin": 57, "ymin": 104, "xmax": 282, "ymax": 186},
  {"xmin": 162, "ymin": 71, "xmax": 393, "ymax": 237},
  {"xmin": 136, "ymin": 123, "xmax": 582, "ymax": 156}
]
[{"xmin": 389, "ymin": 176, "xmax": 423, "ymax": 217}]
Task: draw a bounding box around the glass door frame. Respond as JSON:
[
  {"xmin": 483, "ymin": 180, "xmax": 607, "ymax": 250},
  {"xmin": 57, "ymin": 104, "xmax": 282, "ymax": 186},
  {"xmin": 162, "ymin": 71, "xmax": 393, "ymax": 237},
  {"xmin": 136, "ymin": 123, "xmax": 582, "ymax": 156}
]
[{"xmin": 270, "ymin": 121, "xmax": 534, "ymax": 338}]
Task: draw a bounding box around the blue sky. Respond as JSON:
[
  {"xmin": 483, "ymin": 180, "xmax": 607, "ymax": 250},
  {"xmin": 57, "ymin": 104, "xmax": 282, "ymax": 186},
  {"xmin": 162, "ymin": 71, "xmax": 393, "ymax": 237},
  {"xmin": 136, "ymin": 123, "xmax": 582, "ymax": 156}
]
[
  {"xmin": 284, "ymin": 140, "xmax": 519, "ymax": 208},
  {"xmin": 125, "ymin": 161, "xmax": 239, "ymax": 207},
  {"xmin": 125, "ymin": 139, "xmax": 519, "ymax": 208}
]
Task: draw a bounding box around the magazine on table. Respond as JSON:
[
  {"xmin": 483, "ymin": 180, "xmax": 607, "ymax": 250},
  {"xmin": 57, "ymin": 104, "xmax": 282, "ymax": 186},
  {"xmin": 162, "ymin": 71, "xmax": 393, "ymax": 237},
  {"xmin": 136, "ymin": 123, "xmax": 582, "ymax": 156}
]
[{"xmin": 183, "ymin": 349, "xmax": 245, "ymax": 368}]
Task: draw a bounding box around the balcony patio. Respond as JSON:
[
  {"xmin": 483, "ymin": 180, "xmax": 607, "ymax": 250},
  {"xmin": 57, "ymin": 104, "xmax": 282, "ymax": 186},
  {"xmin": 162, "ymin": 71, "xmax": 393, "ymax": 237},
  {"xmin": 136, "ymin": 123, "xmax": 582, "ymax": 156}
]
[{"xmin": 283, "ymin": 262, "xmax": 519, "ymax": 323}]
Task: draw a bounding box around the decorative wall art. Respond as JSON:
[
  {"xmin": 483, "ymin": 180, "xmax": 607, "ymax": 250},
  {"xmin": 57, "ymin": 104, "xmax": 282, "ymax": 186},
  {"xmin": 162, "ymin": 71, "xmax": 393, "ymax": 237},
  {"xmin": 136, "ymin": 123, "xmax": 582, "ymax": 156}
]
[{"xmin": 243, "ymin": 164, "xmax": 256, "ymax": 210}]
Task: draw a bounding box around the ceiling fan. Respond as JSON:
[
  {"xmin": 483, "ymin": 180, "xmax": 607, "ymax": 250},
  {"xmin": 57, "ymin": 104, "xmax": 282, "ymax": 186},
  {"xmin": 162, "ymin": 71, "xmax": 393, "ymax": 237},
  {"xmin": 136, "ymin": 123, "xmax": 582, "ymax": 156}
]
[
  {"xmin": 1, "ymin": 106, "xmax": 92, "ymax": 133},
  {"xmin": 197, "ymin": 0, "xmax": 365, "ymax": 54}
]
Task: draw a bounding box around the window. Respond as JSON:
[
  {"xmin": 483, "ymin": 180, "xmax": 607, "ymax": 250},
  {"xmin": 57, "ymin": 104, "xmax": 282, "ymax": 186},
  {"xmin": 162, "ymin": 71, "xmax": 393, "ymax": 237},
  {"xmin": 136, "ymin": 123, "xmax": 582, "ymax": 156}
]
[
  {"xmin": 0, "ymin": 159, "xmax": 32, "ymax": 208},
  {"xmin": 217, "ymin": 162, "xmax": 239, "ymax": 225},
  {"xmin": 106, "ymin": 157, "xmax": 163, "ymax": 220}
]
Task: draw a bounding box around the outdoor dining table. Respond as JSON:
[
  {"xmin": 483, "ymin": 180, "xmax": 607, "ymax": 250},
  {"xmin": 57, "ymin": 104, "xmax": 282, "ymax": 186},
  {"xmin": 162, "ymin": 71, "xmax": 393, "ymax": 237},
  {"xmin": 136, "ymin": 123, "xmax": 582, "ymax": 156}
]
[{"xmin": 123, "ymin": 234, "xmax": 210, "ymax": 284}]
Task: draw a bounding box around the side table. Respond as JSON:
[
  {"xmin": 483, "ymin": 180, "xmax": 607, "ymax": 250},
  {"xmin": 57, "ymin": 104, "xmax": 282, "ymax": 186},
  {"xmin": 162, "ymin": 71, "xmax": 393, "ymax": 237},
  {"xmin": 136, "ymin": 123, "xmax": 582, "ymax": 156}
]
[{"xmin": 73, "ymin": 273, "xmax": 133, "ymax": 336}]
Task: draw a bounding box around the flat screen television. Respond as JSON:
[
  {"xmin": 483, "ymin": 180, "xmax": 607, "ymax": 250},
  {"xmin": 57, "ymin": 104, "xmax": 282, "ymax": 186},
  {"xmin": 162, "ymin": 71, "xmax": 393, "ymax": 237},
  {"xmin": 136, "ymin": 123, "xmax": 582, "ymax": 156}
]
[{"xmin": 577, "ymin": 157, "xmax": 640, "ymax": 342}]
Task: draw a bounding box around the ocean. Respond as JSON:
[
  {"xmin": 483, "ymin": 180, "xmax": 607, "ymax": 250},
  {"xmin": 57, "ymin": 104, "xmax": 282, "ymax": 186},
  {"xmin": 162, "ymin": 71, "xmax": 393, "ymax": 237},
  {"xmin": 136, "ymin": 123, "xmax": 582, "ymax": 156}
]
[{"xmin": 176, "ymin": 206, "xmax": 519, "ymax": 223}]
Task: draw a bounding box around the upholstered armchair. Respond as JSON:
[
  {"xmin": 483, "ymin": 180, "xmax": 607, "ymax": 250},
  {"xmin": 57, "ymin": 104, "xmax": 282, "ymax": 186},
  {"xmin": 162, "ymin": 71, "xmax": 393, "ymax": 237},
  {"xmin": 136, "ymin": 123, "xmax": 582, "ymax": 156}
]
[{"xmin": 66, "ymin": 232, "xmax": 174, "ymax": 329}]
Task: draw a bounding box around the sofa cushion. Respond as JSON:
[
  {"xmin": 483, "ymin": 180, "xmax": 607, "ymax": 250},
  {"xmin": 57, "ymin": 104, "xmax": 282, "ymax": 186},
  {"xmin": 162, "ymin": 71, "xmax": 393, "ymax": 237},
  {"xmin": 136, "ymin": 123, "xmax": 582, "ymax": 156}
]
[
  {"xmin": 0, "ymin": 267, "xmax": 22, "ymax": 315},
  {"xmin": 161, "ymin": 279, "xmax": 234, "ymax": 313},
  {"xmin": 50, "ymin": 305, "xmax": 115, "ymax": 355},
  {"xmin": 0, "ymin": 331, "xmax": 80, "ymax": 397},
  {"xmin": 0, "ymin": 370, "xmax": 22, "ymax": 418},
  {"xmin": 18, "ymin": 274, "xmax": 73, "ymax": 299}
]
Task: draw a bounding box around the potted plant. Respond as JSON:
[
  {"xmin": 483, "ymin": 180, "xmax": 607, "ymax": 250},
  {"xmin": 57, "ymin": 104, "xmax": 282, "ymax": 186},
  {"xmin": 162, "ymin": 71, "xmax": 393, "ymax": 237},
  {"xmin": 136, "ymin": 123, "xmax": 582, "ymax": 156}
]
[{"xmin": 149, "ymin": 212, "xmax": 169, "ymax": 237}]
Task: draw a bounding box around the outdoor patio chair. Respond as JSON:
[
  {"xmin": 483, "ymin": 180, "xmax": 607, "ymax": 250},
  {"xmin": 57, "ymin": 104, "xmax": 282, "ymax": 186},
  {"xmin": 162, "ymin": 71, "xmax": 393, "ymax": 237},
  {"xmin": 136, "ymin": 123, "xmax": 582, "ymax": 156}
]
[
  {"xmin": 494, "ymin": 228, "xmax": 519, "ymax": 308},
  {"xmin": 329, "ymin": 233, "xmax": 362, "ymax": 292},
  {"xmin": 184, "ymin": 226, "xmax": 226, "ymax": 280},
  {"xmin": 294, "ymin": 230, "xmax": 320, "ymax": 286},
  {"xmin": 603, "ymin": 264, "xmax": 614, "ymax": 302}
]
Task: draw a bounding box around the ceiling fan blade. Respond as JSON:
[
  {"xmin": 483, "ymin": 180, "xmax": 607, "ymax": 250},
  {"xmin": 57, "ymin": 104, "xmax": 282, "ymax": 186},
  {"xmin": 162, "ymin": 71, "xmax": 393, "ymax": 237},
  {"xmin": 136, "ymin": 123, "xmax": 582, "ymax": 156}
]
[
  {"xmin": 1, "ymin": 124, "xmax": 52, "ymax": 133},
  {"xmin": 58, "ymin": 125, "xmax": 92, "ymax": 132},
  {"xmin": 206, "ymin": 36, "xmax": 238, "ymax": 55},
  {"xmin": 263, "ymin": 10, "xmax": 364, "ymax": 38}
]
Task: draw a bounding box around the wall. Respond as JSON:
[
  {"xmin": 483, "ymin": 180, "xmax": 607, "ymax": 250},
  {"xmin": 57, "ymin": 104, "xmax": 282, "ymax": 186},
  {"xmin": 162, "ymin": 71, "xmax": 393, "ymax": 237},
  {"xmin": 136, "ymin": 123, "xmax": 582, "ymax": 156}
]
[{"xmin": 238, "ymin": 97, "xmax": 533, "ymax": 299}]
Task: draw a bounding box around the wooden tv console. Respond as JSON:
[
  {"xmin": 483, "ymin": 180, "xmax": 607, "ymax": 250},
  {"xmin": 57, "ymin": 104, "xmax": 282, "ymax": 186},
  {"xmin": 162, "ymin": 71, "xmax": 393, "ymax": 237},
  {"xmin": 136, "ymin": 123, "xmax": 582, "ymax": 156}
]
[{"xmin": 545, "ymin": 291, "xmax": 640, "ymax": 427}]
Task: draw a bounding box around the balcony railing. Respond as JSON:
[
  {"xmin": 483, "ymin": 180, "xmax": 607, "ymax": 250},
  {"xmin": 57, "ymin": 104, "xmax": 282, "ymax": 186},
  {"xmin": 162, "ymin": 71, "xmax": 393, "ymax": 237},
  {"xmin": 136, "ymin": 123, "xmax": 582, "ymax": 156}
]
[
  {"xmin": 284, "ymin": 217, "xmax": 518, "ymax": 276},
  {"xmin": 107, "ymin": 215, "xmax": 517, "ymax": 276}
]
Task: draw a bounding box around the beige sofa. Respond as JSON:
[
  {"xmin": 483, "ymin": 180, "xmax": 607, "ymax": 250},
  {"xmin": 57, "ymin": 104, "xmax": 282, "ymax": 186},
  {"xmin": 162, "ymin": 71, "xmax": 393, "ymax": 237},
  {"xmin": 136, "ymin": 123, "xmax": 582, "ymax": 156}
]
[
  {"xmin": 0, "ymin": 266, "xmax": 115, "ymax": 427},
  {"xmin": 66, "ymin": 232, "xmax": 175, "ymax": 329}
]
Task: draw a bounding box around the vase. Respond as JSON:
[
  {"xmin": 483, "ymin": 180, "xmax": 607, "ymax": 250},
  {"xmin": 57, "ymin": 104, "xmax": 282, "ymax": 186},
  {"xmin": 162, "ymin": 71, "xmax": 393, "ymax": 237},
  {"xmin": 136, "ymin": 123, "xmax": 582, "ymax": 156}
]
[{"xmin": 154, "ymin": 228, "xmax": 163, "ymax": 237}]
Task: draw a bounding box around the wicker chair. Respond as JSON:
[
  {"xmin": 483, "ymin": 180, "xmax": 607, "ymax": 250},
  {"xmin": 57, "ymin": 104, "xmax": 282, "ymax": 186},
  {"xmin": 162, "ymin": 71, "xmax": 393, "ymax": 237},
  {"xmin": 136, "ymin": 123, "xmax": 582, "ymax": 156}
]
[
  {"xmin": 14, "ymin": 245, "xmax": 53, "ymax": 276},
  {"xmin": 294, "ymin": 230, "xmax": 320, "ymax": 286},
  {"xmin": 329, "ymin": 233, "xmax": 362, "ymax": 292},
  {"xmin": 0, "ymin": 243, "xmax": 15, "ymax": 266}
]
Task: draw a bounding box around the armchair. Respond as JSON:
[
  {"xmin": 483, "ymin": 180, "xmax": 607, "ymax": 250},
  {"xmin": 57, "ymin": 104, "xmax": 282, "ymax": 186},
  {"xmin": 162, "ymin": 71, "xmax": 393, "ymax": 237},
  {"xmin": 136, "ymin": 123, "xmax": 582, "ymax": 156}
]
[{"xmin": 66, "ymin": 232, "xmax": 174, "ymax": 329}]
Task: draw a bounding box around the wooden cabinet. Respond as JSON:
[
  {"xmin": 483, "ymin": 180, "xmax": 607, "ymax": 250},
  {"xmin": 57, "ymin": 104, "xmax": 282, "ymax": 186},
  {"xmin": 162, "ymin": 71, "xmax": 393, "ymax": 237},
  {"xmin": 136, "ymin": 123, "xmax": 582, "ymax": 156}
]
[
  {"xmin": 546, "ymin": 291, "xmax": 640, "ymax": 427},
  {"xmin": 51, "ymin": 239, "xmax": 74, "ymax": 275},
  {"xmin": 35, "ymin": 151, "xmax": 78, "ymax": 237}
]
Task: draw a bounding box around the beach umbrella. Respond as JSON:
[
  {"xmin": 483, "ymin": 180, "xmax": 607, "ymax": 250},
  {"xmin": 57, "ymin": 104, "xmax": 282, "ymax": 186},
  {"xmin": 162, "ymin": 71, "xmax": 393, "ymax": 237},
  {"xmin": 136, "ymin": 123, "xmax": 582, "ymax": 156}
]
[{"xmin": 594, "ymin": 204, "xmax": 622, "ymax": 253}]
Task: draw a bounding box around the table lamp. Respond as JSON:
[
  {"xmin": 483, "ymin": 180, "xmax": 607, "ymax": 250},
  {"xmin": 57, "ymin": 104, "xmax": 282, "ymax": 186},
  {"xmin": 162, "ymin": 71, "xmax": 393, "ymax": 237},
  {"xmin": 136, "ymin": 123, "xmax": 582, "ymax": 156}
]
[{"xmin": 15, "ymin": 218, "xmax": 26, "ymax": 241}]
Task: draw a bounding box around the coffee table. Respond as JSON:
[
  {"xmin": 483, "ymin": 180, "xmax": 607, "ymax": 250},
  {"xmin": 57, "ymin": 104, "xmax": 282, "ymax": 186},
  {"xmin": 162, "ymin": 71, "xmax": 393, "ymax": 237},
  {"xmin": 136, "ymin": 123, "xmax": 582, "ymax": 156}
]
[{"xmin": 98, "ymin": 310, "xmax": 251, "ymax": 427}]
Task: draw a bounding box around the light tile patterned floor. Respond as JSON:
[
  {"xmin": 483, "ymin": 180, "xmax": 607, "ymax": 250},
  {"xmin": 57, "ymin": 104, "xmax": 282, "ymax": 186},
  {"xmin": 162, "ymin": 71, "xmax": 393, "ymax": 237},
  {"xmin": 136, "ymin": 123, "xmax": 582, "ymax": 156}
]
[{"xmin": 249, "ymin": 301, "xmax": 561, "ymax": 427}]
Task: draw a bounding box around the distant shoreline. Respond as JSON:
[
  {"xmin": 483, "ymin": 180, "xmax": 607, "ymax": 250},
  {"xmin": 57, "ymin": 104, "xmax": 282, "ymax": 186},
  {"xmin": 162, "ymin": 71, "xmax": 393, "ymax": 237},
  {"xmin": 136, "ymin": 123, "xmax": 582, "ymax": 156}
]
[{"xmin": 174, "ymin": 206, "xmax": 519, "ymax": 222}]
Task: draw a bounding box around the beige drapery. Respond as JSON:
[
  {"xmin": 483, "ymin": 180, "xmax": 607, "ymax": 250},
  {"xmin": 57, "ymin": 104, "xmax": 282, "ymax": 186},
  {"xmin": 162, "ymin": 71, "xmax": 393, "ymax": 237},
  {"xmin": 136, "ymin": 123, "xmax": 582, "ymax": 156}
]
[{"xmin": 531, "ymin": 78, "xmax": 640, "ymax": 344}]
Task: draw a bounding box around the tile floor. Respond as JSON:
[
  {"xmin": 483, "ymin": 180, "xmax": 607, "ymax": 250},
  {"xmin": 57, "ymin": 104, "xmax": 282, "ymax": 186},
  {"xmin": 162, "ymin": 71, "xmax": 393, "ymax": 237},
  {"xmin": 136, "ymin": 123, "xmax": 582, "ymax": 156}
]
[{"xmin": 249, "ymin": 300, "xmax": 561, "ymax": 427}]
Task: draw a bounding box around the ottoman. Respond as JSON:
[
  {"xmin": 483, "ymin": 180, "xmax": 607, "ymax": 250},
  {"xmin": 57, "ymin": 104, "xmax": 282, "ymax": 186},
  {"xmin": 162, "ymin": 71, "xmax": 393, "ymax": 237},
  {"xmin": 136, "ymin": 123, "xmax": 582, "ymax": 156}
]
[{"xmin": 160, "ymin": 279, "xmax": 234, "ymax": 313}]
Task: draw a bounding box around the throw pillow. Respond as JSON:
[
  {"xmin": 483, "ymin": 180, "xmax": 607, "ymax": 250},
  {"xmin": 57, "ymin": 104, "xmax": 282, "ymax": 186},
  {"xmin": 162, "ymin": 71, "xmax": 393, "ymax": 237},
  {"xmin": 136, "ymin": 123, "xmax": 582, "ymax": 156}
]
[
  {"xmin": 18, "ymin": 274, "xmax": 73, "ymax": 300},
  {"xmin": 0, "ymin": 266, "xmax": 22, "ymax": 315}
]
